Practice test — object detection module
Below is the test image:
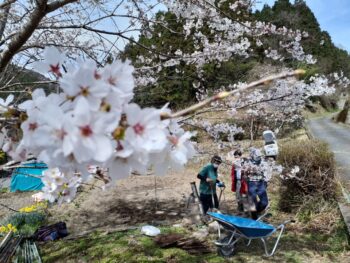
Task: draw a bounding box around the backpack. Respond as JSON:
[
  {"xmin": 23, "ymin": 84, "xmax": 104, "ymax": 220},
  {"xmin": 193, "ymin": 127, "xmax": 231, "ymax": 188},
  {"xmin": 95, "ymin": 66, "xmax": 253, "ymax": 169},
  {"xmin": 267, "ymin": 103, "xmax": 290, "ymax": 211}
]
[{"xmin": 32, "ymin": 222, "xmax": 68, "ymax": 241}]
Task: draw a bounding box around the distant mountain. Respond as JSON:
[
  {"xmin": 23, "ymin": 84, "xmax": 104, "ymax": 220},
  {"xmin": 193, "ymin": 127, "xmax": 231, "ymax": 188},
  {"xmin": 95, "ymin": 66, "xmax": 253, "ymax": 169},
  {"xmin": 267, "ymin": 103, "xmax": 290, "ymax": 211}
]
[
  {"xmin": 0, "ymin": 64, "xmax": 56, "ymax": 100},
  {"xmin": 255, "ymin": 0, "xmax": 350, "ymax": 77}
]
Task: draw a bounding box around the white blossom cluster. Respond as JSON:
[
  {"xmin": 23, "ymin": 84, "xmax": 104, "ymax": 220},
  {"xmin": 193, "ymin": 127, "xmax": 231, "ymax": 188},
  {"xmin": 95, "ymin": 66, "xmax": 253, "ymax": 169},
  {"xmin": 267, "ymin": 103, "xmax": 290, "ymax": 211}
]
[
  {"xmin": 41, "ymin": 168, "xmax": 81, "ymax": 204},
  {"xmin": 2, "ymin": 47, "xmax": 196, "ymax": 203},
  {"xmin": 134, "ymin": 0, "xmax": 315, "ymax": 87},
  {"xmin": 185, "ymin": 119, "xmax": 243, "ymax": 146},
  {"xmin": 279, "ymin": 166, "xmax": 301, "ymax": 180},
  {"xmin": 330, "ymin": 71, "xmax": 350, "ymax": 88},
  {"xmin": 234, "ymin": 148, "xmax": 300, "ymax": 182},
  {"xmin": 183, "ymin": 72, "xmax": 336, "ymax": 147},
  {"xmin": 241, "ymin": 157, "xmax": 284, "ymax": 182},
  {"xmin": 205, "ymin": 123, "xmax": 244, "ymax": 143},
  {"xmin": 242, "ymin": 75, "xmax": 335, "ymax": 116}
]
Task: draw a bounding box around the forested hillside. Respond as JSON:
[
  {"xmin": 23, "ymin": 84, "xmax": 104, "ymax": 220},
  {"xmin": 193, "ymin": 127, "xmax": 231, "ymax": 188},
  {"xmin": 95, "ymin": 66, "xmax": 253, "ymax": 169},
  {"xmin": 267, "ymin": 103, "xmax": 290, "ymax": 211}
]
[
  {"xmin": 0, "ymin": 65, "xmax": 53, "ymax": 101},
  {"xmin": 255, "ymin": 0, "xmax": 350, "ymax": 76},
  {"xmin": 123, "ymin": 0, "xmax": 350, "ymax": 109}
]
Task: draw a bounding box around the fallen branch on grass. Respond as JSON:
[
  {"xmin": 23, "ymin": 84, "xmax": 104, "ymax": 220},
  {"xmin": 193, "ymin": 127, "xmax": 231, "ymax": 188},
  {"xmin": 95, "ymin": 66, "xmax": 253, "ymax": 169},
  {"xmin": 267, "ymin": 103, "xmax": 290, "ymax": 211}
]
[
  {"xmin": 0, "ymin": 203, "xmax": 18, "ymax": 212},
  {"xmin": 64, "ymin": 225, "xmax": 139, "ymax": 241}
]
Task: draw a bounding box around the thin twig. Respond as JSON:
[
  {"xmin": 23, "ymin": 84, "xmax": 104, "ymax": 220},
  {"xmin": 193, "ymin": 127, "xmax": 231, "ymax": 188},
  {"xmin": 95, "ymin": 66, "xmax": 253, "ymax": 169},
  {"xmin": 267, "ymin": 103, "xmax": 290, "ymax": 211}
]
[
  {"xmin": 0, "ymin": 80, "xmax": 57, "ymax": 90},
  {"xmin": 0, "ymin": 203, "xmax": 18, "ymax": 212},
  {"xmin": 80, "ymin": 182, "xmax": 103, "ymax": 190}
]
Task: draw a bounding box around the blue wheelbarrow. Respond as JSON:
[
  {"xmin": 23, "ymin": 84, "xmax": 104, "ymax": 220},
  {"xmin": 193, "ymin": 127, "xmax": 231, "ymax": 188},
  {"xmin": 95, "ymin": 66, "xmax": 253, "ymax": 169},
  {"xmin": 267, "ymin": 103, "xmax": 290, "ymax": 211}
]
[{"xmin": 208, "ymin": 212, "xmax": 294, "ymax": 257}]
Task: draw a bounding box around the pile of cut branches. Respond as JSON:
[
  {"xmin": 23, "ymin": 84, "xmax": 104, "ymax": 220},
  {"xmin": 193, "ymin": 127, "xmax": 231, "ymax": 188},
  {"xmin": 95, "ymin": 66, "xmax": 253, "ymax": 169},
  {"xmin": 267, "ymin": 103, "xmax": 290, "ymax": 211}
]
[{"xmin": 278, "ymin": 139, "xmax": 337, "ymax": 212}]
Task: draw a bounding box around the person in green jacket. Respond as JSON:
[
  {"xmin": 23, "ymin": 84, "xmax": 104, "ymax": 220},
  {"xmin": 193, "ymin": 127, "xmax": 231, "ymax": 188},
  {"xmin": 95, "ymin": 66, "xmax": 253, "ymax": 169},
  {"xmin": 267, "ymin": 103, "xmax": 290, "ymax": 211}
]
[{"xmin": 197, "ymin": 155, "xmax": 223, "ymax": 214}]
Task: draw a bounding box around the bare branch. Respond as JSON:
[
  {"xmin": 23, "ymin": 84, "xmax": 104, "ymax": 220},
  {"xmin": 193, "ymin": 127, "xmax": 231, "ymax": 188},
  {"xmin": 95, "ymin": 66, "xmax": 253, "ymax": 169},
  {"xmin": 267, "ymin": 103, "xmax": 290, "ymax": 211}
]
[
  {"xmin": 163, "ymin": 69, "xmax": 306, "ymax": 119},
  {"xmin": 0, "ymin": 202, "xmax": 18, "ymax": 212},
  {"xmin": 46, "ymin": 0, "xmax": 77, "ymax": 12},
  {"xmin": 0, "ymin": 80, "xmax": 57, "ymax": 90},
  {"xmin": 0, "ymin": 1, "xmax": 11, "ymax": 41},
  {"xmin": 0, "ymin": 0, "xmax": 16, "ymax": 9}
]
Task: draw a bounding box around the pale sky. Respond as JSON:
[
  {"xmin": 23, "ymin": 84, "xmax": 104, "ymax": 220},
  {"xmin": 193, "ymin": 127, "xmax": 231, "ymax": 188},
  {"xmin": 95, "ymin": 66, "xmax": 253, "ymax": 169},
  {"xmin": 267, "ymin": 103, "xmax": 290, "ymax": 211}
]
[
  {"xmin": 255, "ymin": 0, "xmax": 350, "ymax": 52},
  {"xmin": 105, "ymin": 1, "xmax": 350, "ymax": 53}
]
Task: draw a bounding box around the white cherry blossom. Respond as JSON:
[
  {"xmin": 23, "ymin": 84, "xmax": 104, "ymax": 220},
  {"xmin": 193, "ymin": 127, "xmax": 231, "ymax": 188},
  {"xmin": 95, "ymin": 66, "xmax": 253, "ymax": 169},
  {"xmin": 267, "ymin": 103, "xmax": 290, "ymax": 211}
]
[
  {"xmin": 0, "ymin": 95, "xmax": 14, "ymax": 113},
  {"xmin": 33, "ymin": 47, "xmax": 66, "ymax": 77},
  {"xmin": 124, "ymin": 103, "xmax": 167, "ymax": 154}
]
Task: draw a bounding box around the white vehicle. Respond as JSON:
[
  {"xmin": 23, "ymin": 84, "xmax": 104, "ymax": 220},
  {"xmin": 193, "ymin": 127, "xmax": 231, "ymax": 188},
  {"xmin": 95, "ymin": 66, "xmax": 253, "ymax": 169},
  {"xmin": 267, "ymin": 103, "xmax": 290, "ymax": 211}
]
[{"xmin": 263, "ymin": 130, "xmax": 278, "ymax": 159}]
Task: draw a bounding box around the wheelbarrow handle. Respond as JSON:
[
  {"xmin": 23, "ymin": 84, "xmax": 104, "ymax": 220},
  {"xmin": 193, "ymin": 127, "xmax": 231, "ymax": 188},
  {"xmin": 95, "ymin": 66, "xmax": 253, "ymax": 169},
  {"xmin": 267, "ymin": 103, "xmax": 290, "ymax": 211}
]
[{"xmin": 278, "ymin": 219, "xmax": 296, "ymax": 228}]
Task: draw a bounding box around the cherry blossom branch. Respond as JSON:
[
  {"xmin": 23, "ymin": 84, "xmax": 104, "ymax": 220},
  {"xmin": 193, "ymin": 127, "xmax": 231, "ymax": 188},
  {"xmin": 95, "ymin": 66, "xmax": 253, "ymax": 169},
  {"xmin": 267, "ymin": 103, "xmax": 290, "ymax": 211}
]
[
  {"xmin": 0, "ymin": 80, "xmax": 57, "ymax": 90},
  {"xmin": 179, "ymin": 92, "xmax": 297, "ymax": 123},
  {"xmin": 235, "ymin": 93, "xmax": 295, "ymax": 110},
  {"xmin": 164, "ymin": 69, "xmax": 306, "ymax": 119},
  {"xmin": 202, "ymin": 0, "xmax": 251, "ymax": 29},
  {"xmin": 46, "ymin": 0, "xmax": 77, "ymax": 13},
  {"xmin": 0, "ymin": 0, "xmax": 78, "ymax": 71}
]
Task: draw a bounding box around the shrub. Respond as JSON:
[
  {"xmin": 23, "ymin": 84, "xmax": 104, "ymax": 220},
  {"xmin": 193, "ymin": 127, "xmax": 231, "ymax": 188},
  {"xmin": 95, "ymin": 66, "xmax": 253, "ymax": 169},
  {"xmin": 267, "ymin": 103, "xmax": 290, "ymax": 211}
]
[
  {"xmin": 278, "ymin": 139, "xmax": 338, "ymax": 212},
  {"xmin": 296, "ymin": 197, "xmax": 339, "ymax": 234}
]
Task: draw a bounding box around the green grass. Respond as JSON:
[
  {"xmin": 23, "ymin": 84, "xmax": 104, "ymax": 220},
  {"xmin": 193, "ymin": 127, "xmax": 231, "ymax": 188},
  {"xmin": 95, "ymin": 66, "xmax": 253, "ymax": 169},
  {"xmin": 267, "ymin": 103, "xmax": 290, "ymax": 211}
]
[
  {"xmin": 40, "ymin": 221, "xmax": 349, "ymax": 263},
  {"xmin": 0, "ymin": 187, "xmax": 8, "ymax": 193},
  {"xmin": 303, "ymin": 107, "xmax": 339, "ymax": 120}
]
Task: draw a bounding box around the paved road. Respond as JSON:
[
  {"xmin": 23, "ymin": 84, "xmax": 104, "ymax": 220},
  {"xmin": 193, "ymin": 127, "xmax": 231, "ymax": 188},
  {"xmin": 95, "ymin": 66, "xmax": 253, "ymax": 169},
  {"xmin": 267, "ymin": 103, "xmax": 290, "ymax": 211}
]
[{"xmin": 307, "ymin": 116, "xmax": 350, "ymax": 186}]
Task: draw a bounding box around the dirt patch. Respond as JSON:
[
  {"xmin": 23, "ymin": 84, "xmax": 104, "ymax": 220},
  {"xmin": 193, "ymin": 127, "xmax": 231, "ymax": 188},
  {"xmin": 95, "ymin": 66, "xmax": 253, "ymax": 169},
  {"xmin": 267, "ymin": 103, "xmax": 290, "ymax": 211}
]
[
  {"xmin": 46, "ymin": 158, "xmax": 237, "ymax": 235},
  {"xmin": 47, "ymin": 176, "xmax": 192, "ymax": 235}
]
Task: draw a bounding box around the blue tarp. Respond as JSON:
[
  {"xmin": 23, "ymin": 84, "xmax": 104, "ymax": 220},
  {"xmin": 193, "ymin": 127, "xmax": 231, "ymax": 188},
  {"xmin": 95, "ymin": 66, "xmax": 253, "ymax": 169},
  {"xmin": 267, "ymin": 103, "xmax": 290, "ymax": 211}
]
[{"xmin": 10, "ymin": 162, "xmax": 48, "ymax": 192}]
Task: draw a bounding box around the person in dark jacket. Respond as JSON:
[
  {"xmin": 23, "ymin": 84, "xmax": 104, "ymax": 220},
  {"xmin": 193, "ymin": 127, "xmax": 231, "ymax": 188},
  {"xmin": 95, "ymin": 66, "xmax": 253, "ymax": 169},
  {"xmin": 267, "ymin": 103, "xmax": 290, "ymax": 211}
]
[
  {"xmin": 197, "ymin": 155, "xmax": 223, "ymax": 214},
  {"xmin": 245, "ymin": 148, "xmax": 269, "ymax": 219}
]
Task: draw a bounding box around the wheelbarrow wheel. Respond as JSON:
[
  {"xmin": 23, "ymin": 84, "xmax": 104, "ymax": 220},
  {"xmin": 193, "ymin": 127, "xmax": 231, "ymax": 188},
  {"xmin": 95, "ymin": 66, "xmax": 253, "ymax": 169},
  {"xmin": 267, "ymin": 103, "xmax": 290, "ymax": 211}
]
[
  {"xmin": 217, "ymin": 244, "xmax": 236, "ymax": 257},
  {"xmin": 217, "ymin": 236, "xmax": 236, "ymax": 257}
]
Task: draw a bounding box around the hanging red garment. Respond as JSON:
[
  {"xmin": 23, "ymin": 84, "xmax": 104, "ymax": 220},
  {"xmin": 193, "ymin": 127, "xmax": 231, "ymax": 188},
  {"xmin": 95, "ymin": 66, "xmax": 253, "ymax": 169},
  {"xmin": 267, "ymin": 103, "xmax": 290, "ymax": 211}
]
[{"xmin": 231, "ymin": 164, "xmax": 248, "ymax": 194}]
